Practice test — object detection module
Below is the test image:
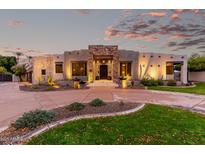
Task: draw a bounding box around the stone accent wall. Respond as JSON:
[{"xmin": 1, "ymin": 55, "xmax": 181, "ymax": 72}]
[{"xmin": 88, "ymin": 45, "xmax": 119, "ymax": 82}]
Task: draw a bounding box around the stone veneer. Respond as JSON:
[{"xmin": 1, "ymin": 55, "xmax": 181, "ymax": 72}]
[{"xmin": 88, "ymin": 45, "xmax": 120, "ymax": 82}]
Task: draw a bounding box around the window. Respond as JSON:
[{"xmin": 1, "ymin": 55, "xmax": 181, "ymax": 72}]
[
  {"xmin": 166, "ymin": 63, "xmax": 174, "ymax": 74},
  {"xmin": 55, "ymin": 62, "xmax": 63, "ymax": 73},
  {"xmin": 120, "ymin": 62, "xmax": 132, "ymax": 76},
  {"xmin": 72, "ymin": 61, "xmax": 87, "ymax": 76},
  {"xmin": 41, "ymin": 69, "xmax": 46, "ymax": 75}
]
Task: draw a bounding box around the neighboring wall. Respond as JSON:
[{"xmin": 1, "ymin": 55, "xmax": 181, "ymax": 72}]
[
  {"xmin": 138, "ymin": 53, "xmax": 188, "ymax": 83},
  {"xmin": 188, "ymin": 72, "xmax": 205, "ymax": 82},
  {"xmin": 32, "ymin": 54, "xmax": 64, "ymax": 84}
]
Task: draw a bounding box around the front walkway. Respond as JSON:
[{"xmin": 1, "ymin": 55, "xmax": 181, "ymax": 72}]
[{"xmin": 1, "ymin": 82, "xmax": 205, "ymax": 130}]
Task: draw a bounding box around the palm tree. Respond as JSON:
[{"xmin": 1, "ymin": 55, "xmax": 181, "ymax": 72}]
[{"xmin": 15, "ymin": 52, "xmax": 23, "ymax": 64}]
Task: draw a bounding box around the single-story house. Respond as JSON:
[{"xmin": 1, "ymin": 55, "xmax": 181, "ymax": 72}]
[{"xmin": 30, "ymin": 45, "xmax": 188, "ymax": 85}]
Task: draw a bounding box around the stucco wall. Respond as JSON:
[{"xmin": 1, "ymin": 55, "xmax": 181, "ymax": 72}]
[
  {"xmin": 32, "ymin": 54, "xmax": 64, "ymax": 84},
  {"xmin": 138, "ymin": 52, "xmax": 187, "ymax": 83},
  {"xmin": 64, "ymin": 50, "xmax": 89, "ymax": 81},
  {"xmin": 188, "ymin": 72, "xmax": 205, "ymax": 82},
  {"xmin": 119, "ymin": 50, "xmax": 139, "ymax": 80}
]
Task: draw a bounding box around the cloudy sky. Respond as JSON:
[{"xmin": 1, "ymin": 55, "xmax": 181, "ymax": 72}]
[{"xmin": 0, "ymin": 9, "xmax": 205, "ymax": 57}]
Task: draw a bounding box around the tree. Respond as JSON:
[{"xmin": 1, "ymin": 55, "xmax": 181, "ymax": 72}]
[
  {"xmin": 15, "ymin": 52, "xmax": 23, "ymax": 63},
  {"xmin": 0, "ymin": 66, "xmax": 7, "ymax": 73},
  {"xmin": 0, "ymin": 55, "xmax": 17, "ymax": 73},
  {"xmin": 188, "ymin": 56, "xmax": 205, "ymax": 72},
  {"xmin": 11, "ymin": 65, "xmax": 26, "ymax": 81}
]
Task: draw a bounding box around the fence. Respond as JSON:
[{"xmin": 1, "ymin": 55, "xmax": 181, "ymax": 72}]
[{"xmin": 0, "ymin": 73, "xmax": 12, "ymax": 82}]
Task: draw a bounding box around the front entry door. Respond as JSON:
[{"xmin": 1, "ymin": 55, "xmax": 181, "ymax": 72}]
[{"xmin": 100, "ymin": 65, "xmax": 108, "ymax": 79}]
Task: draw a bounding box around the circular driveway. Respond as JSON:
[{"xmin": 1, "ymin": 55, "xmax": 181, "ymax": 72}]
[{"xmin": 1, "ymin": 82, "xmax": 205, "ymax": 130}]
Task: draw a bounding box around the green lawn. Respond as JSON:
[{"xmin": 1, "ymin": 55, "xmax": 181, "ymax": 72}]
[
  {"xmin": 149, "ymin": 82, "xmax": 205, "ymax": 95},
  {"xmin": 27, "ymin": 104, "xmax": 205, "ymax": 145}
]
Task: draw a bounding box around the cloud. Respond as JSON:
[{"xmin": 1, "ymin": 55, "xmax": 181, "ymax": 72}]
[
  {"xmin": 140, "ymin": 11, "xmax": 166, "ymax": 17},
  {"xmin": 75, "ymin": 9, "xmax": 90, "ymax": 15},
  {"xmin": 174, "ymin": 9, "xmax": 200, "ymax": 14},
  {"xmin": 168, "ymin": 34, "xmax": 192, "ymax": 40},
  {"xmin": 3, "ymin": 47, "xmax": 45, "ymax": 57},
  {"xmin": 172, "ymin": 46, "xmax": 187, "ymax": 51},
  {"xmin": 131, "ymin": 21, "xmax": 149, "ymax": 31},
  {"xmin": 105, "ymin": 9, "xmax": 205, "ymax": 51},
  {"xmin": 171, "ymin": 13, "xmax": 180, "ymax": 20},
  {"xmin": 197, "ymin": 46, "xmax": 205, "ymax": 49},
  {"xmin": 122, "ymin": 10, "xmax": 133, "ymax": 16},
  {"xmin": 167, "ymin": 42, "xmax": 177, "ymax": 47},
  {"xmin": 178, "ymin": 38, "xmax": 205, "ymax": 47},
  {"xmin": 137, "ymin": 45, "xmax": 149, "ymax": 49},
  {"xmin": 105, "ymin": 26, "xmax": 121, "ymax": 38},
  {"xmin": 148, "ymin": 20, "xmax": 157, "ymax": 25},
  {"xmin": 8, "ymin": 20, "xmax": 24, "ymax": 28}
]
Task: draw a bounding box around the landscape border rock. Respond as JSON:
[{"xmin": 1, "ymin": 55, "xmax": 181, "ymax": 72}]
[{"xmin": 23, "ymin": 103, "xmax": 145, "ymax": 144}]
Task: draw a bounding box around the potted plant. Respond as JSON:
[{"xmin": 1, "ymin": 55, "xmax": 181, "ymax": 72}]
[
  {"xmin": 73, "ymin": 77, "xmax": 80, "ymax": 89},
  {"xmin": 119, "ymin": 76, "xmax": 127, "ymax": 88}
]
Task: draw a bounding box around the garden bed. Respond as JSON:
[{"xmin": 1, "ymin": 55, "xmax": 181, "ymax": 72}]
[
  {"xmin": 0, "ymin": 102, "xmax": 141, "ymax": 145},
  {"xmin": 27, "ymin": 104, "xmax": 205, "ymax": 145},
  {"xmin": 19, "ymin": 84, "xmax": 89, "ymax": 92}
]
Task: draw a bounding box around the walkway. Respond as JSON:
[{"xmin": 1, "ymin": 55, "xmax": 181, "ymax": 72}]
[{"xmin": 0, "ymin": 82, "xmax": 205, "ymax": 130}]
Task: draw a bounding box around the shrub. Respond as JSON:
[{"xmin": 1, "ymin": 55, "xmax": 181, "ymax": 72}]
[
  {"xmin": 45, "ymin": 87, "xmax": 54, "ymax": 91},
  {"xmin": 31, "ymin": 85, "xmax": 40, "ymax": 89},
  {"xmin": 12, "ymin": 109, "xmax": 56, "ymax": 129},
  {"xmin": 157, "ymin": 80, "xmax": 164, "ymax": 86},
  {"xmin": 141, "ymin": 78, "xmax": 158, "ymax": 86},
  {"xmin": 167, "ymin": 79, "xmax": 176, "ymax": 86},
  {"xmin": 66, "ymin": 102, "xmax": 85, "ymax": 111},
  {"xmin": 90, "ymin": 98, "xmax": 105, "ymax": 106},
  {"xmin": 0, "ymin": 66, "xmax": 7, "ymax": 73}
]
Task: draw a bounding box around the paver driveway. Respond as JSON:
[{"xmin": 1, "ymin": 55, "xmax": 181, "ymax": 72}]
[{"xmin": 1, "ymin": 82, "xmax": 205, "ymax": 130}]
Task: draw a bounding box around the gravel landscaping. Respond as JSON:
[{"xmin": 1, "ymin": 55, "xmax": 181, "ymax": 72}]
[
  {"xmin": 0, "ymin": 101, "xmax": 141, "ymax": 145},
  {"xmin": 27, "ymin": 104, "xmax": 205, "ymax": 145}
]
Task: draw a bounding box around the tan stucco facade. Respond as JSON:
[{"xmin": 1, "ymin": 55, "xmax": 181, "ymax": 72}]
[{"xmin": 31, "ymin": 45, "xmax": 188, "ymax": 85}]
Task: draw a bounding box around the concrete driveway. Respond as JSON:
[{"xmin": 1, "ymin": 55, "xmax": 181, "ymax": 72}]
[{"xmin": 1, "ymin": 82, "xmax": 205, "ymax": 130}]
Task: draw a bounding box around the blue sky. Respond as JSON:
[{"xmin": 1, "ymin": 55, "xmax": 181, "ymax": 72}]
[{"xmin": 0, "ymin": 9, "xmax": 205, "ymax": 57}]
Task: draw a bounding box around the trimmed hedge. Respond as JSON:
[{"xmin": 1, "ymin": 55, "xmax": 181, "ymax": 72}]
[
  {"xmin": 167, "ymin": 80, "xmax": 176, "ymax": 86},
  {"xmin": 12, "ymin": 109, "xmax": 56, "ymax": 129},
  {"xmin": 66, "ymin": 102, "xmax": 85, "ymax": 111},
  {"xmin": 90, "ymin": 98, "xmax": 105, "ymax": 106},
  {"xmin": 141, "ymin": 78, "xmax": 164, "ymax": 86}
]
